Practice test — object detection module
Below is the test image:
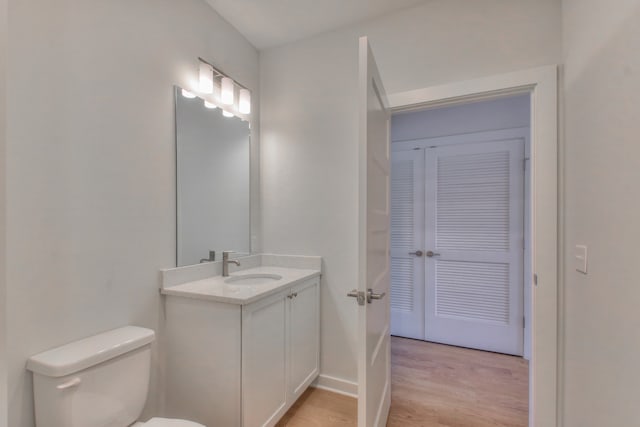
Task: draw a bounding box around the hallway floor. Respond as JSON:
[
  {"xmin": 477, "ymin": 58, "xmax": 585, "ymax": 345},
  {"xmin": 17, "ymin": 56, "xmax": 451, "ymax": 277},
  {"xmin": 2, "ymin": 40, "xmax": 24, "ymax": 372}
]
[
  {"xmin": 388, "ymin": 336, "xmax": 528, "ymax": 427},
  {"xmin": 277, "ymin": 337, "xmax": 528, "ymax": 427}
]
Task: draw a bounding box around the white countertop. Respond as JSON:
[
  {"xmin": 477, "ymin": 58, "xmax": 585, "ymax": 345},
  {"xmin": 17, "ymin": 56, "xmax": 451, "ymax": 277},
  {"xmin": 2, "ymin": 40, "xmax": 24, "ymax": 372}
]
[{"xmin": 161, "ymin": 266, "xmax": 321, "ymax": 305}]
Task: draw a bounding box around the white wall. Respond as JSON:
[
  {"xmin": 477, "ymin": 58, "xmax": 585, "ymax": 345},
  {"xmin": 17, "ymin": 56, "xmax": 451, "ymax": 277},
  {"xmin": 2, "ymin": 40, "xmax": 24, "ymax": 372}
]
[
  {"xmin": 391, "ymin": 94, "xmax": 530, "ymax": 141},
  {"xmin": 260, "ymin": 0, "xmax": 561, "ymax": 390},
  {"xmin": 561, "ymin": 1, "xmax": 640, "ymax": 425},
  {"xmin": 0, "ymin": 0, "xmax": 6, "ymax": 424},
  {"xmin": 5, "ymin": 1, "xmax": 258, "ymax": 426}
]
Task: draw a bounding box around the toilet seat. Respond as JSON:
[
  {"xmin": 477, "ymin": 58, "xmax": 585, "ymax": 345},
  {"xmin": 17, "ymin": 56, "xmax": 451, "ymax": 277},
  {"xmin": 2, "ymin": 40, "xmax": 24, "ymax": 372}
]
[{"xmin": 137, "ymin": 418, "xmax": 205, "ymax": 427}]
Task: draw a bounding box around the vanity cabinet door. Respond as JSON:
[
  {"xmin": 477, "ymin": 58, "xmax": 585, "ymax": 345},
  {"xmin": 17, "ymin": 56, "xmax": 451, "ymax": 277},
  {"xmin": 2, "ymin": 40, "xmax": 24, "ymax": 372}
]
[
  {"xmin": 242, "ymin": 292, "xmax": 288, "ymax": 427},
  {"xmin": 288, "ymin": 278, "xmax": 320, "ymax": 400}
]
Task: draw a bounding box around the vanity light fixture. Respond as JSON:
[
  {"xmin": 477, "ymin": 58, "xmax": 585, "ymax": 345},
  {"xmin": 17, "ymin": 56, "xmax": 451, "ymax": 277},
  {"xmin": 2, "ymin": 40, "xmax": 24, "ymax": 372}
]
[
  {"xmin": 196, "ymin": 57, "xmax": 251, "ymax": 116},
  {"xmin": 239, "ymin": 88, "xmax": 251, "ymax": 114},
  {"xmin": 199, "ymin": 61, "xmax": 214, "ymax": 94},
  {"xmin": 181, "ymin": 89, "xmax": 196, "ymax": 98},
  {"xmin": 221, "ymin": 77, "xmax": 235, "ymax": 105}
]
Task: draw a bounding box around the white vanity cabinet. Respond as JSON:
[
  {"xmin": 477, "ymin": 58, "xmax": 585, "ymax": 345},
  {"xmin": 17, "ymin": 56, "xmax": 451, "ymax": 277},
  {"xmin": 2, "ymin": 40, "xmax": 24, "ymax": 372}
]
[
  {"xmin": 242, "ymin": 278, "xmax": 320, "ymax": 427},
  {"xmin": 242, "ymin": 291, "xmax": 288, "ymax": 427},
  {"xmin": 287, "ymin": 278, "xmax": 320, "ymax": 400},
  {"xmin": 164, "ymin": 274, "xmax": 320, "ymax": 427}
]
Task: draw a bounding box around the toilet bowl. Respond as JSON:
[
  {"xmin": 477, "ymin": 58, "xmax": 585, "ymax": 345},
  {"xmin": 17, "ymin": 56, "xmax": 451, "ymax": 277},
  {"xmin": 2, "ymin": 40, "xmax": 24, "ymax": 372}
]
[{"xmin": 27, "ymin": 326, "xmax": 205, "ymax": 427}]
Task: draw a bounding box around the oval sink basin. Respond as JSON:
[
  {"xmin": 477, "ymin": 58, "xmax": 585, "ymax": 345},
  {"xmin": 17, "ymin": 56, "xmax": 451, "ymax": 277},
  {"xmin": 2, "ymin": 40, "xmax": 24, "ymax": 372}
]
[{"xmin": 224, "ymin": 274, "xmax": 283, "ymax": 285}]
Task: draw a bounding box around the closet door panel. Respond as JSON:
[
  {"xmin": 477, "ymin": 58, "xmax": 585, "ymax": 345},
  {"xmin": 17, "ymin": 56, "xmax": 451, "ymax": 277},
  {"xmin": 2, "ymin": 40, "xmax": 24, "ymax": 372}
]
[
  {"xmin": 390, "ymin": 149, "xmax": 425, "ymax": 340},
  {"xmin": 424, "ymin": 139, "xmax": 525, "ymax": 356}
]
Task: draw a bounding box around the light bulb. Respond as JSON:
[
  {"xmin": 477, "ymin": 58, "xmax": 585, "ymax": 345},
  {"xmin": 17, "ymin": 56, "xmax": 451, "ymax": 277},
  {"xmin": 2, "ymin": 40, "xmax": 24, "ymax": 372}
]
[
  {"xmin": 239, "ymin": 88, "xmax": 251, "ymax": 114},
  {"xmin": 181, "ymin": 89, "xmax": 196, "ymax": 98},
  {"xmin": 221, "ymin": 77, "xmax": 234, "ymax": 105},
  {"xmin": 222, "ymin": 110, "xmax": 234, "ymax": 118},
  {"xmin": 204, "ymin": 100, "xmax": 217, "ymax": 109},
  {"xmin": 199, "ymin": 61, "xmax": 214, "ymax": 94}
]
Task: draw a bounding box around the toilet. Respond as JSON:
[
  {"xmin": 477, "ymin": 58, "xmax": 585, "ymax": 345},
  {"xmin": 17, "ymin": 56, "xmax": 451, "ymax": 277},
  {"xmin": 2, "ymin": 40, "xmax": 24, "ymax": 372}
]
[{"xmin": 26, "ymin": 326, "xmax": 204, "ymax": 427}]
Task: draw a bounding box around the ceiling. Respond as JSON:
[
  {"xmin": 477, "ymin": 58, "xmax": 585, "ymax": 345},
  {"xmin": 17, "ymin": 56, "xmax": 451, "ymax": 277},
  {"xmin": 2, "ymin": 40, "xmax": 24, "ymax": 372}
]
[{"xmin": 205, "ymin": 0, "xmax": 429, "ymax": 50}]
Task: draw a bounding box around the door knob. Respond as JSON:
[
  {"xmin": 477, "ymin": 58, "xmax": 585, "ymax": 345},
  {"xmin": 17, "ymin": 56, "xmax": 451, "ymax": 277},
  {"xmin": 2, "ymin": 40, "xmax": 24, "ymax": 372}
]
[
  {"xmin": 409, "ymin": 250, "xmax": 423, "ymax": 257},
  {"xmin": 426, "ymin": 250, "xmax": 440, "ymax": 258},
  {"xmin": 367, "ymin": 288, "xmax": 386, "ymax": 303},
  {"xmin": 347, "ymin": 289, "xmax": 366, "ymax": 306}
]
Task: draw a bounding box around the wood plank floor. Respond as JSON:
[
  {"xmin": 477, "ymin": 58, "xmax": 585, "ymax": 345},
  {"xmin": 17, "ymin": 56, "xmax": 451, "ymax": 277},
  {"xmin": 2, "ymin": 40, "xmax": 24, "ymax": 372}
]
[
  {"xmin": 277, "ymin": 337, "xmax": 528, "ymax": 427},
  {"xmin": 388, "ymin": 337, "xmax": 528, "ymax": 427},
  {"xmin": 275, "ymin": 387, "xmax": 357, "ymax": 427}
]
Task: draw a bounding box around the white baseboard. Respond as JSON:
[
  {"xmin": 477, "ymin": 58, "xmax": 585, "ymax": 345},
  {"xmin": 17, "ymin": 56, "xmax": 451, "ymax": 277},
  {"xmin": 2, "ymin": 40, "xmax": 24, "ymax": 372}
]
[{"xmin": 311, "ymin": 374, "xmax": 358, "ymax": 398}]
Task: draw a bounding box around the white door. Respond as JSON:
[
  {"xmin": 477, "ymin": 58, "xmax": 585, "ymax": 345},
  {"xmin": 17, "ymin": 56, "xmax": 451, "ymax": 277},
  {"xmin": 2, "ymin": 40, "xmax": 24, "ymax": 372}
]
[
  {"xmin": 390, "ymin": 149, "xmax": 425, "ymax": 339},
  {"xmin": 424, "ymin": 139, "xmax": 525, "ymax": 355},
  {"xmin": 355, "ymin": 36, "xmax": 391, "ymax": 427}
]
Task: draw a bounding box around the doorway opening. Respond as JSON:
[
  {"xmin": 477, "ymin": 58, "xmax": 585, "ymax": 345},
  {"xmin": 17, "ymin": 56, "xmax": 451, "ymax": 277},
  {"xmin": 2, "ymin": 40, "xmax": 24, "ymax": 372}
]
[{"xmin": 389, "ymin": 94, "xmax": 532, "ymax": 425}]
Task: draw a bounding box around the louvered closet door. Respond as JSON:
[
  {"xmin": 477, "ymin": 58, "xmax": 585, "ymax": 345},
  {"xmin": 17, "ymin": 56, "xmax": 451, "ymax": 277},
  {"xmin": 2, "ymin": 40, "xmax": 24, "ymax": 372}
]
[
  {"xmin": 425, "ymin": 140, "xmax": 524, "ymax": 356},
  {"xmin": 390, "ymin": 150, "xmax": 425, "ymax": 340}
]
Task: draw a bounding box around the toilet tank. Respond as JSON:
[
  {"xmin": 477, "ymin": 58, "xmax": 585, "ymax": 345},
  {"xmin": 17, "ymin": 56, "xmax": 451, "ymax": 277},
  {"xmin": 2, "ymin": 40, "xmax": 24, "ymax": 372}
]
[{"xmin": 27, "ymin": 326, "xmax": 155, "ymax": 427}]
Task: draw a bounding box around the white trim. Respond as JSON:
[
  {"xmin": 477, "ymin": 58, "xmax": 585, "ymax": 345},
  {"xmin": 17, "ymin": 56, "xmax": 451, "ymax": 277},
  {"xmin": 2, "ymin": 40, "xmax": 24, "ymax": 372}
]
[
  {"xmin": 387, "ymin": 65, "xmax": 558, "ymax": 427},
  {"xmin": 311, "ymin": 374, "xmax": 358, "ymax": 398},
  {"xmin": 389, "ymin": 67, "xmax": 549, "ymax": 111}
]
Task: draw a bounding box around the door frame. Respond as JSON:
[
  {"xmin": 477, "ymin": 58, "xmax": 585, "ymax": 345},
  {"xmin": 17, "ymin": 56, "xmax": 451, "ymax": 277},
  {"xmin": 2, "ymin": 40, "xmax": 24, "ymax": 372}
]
[{"xmin": 388, "ymin": 66, "xmax": 558, "ymax": 427}]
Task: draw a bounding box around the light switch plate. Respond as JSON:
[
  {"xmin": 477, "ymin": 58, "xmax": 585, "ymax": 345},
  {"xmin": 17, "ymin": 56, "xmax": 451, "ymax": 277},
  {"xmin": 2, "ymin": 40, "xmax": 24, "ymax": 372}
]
[{"xmin": 575, "ymin": 245, "xmax": 588, "ymax": 274}]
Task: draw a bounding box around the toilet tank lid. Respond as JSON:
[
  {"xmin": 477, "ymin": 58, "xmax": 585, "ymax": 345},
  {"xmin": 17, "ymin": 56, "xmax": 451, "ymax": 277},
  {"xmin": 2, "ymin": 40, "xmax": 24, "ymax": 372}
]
[{"xmin": 26, "ymin": 326, "xmax": 155, "ymax": 378}]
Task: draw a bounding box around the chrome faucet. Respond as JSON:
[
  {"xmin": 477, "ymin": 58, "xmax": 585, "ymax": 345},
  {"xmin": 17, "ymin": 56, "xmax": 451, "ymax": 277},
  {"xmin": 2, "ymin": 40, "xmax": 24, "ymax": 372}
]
[
  {"xmin": 200, "ymin": 250, "xmax": 216, "ymax": 263},
  {"xmin": 222, "ymin": 251, "xmax": 240, "ymax": 277}
]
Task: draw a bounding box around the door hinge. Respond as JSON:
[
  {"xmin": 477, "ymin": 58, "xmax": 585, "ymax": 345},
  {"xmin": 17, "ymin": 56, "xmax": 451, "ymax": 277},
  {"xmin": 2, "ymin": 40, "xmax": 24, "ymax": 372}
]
[
  {"xmin": 523, "ymin": 316, "xmax": 526, "ymax": 329},
  {"xmin": 533, "ymin": 273, "xmax": 538, "ymax": 286}
]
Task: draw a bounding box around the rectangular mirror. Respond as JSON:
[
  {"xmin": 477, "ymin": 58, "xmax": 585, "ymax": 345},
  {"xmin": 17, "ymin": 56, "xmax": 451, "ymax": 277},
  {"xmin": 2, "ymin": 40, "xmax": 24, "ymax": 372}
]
[{"xmin": 175, "ymin": 85, "xmax": 251, "ymax": 267}]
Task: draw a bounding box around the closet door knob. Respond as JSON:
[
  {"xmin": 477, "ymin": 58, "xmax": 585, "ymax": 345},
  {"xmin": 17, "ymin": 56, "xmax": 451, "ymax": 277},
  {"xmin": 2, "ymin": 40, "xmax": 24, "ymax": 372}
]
[{"xmin": 409, "ymin": 250, "xmax": 423, "ymax": 257}]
